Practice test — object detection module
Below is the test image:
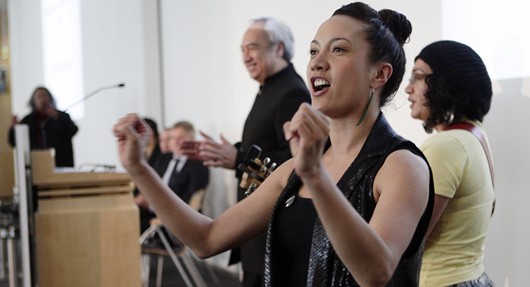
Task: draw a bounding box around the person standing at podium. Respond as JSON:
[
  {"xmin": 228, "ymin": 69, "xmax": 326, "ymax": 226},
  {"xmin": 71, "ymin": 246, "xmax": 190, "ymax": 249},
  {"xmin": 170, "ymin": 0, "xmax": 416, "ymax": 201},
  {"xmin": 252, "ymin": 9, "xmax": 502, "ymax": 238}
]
[{"xmin": 8, "ymin": 86, "xmax": 78, "ymax": 167}]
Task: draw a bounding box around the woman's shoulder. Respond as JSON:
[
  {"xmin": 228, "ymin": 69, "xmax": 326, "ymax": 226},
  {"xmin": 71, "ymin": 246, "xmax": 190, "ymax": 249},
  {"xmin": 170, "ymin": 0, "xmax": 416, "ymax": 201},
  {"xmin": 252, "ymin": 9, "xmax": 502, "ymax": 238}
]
[
  {"xmin": 385, "ymin": 147, "xmax": 430, "ymax": 175},
  {"xmin": 421, "ymin": 130, "xmax": 474, "ymax": 154}
]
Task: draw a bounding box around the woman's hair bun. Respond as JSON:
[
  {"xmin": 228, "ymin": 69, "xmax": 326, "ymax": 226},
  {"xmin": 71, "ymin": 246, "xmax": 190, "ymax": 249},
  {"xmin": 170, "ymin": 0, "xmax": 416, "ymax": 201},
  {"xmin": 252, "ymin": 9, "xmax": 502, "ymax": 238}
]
[{"xmin": 378, "ymin": 9, "xmax": 412, "ymax": 46}]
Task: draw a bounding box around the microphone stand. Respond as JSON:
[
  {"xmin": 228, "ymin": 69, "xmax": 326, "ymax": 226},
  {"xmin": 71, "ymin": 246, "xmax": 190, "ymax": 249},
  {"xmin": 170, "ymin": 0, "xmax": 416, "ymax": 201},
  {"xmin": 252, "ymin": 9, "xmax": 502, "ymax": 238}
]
[{"xmin": 65, "ymin": 83, "xmax": 125, "ymax": 111}]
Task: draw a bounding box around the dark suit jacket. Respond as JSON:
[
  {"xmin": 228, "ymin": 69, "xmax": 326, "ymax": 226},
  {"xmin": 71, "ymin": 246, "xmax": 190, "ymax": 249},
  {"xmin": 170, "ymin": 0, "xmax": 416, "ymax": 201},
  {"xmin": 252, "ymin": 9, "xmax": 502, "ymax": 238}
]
[
  {"xmin": 153, "ymin": 153, "xmax": 209, "ymax": 204},
  {"xmin": 231, "ymin": 64, "xmax": 311, "ymax": 275}
]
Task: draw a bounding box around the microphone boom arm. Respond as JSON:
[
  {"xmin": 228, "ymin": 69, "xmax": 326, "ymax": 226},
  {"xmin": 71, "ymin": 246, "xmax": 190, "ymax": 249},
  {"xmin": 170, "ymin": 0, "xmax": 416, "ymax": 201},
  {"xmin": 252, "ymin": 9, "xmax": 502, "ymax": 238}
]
[{"xmin": 65, "ymin": 83, "xmax": 125, "ymax": 111}]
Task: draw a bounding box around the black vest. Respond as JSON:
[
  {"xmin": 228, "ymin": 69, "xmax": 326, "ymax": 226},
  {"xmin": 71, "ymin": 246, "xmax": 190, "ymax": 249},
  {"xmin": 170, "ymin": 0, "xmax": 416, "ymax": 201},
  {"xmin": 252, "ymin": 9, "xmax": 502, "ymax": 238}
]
[{"xmin": 264, "ymin": 113, "xmax": 434, "ymax": 287}]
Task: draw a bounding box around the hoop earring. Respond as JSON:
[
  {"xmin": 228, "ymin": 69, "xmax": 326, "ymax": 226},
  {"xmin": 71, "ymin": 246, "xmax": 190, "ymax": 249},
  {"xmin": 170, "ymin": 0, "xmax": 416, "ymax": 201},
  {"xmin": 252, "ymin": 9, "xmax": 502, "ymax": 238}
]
[{"xmin": 356, "ymin": 88, "xmax": 374, "ymax": 126}]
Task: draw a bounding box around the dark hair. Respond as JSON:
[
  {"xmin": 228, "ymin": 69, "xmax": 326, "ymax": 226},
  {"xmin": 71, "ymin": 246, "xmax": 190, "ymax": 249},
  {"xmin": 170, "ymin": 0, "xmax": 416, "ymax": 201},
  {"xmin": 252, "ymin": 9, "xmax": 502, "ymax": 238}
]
[
  {"xmin": 416, "ymin": 40, "xmax": 492, "ymax": 133},
  {"xmin": 333, "ymin": 2, "xmax": 412, "ymax": 106},
  {"xmin": 28, "ymin": 86, "xmax": 57, "ymax": 110},
  {"xmin": 421, "ymin": 74, "xmax": 491, "ymax": 133},
  {"xmin": 144, "ymin": 117, "xmax": 160, "ymax": 144}
]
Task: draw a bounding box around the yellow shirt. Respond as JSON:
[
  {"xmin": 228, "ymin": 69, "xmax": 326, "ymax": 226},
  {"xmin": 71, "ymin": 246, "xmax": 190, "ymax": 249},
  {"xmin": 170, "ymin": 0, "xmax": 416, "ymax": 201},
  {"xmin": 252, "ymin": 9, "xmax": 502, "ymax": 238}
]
[{"xmin": 419, "ymin": 122, "xmax": 494, "ymax": 287}]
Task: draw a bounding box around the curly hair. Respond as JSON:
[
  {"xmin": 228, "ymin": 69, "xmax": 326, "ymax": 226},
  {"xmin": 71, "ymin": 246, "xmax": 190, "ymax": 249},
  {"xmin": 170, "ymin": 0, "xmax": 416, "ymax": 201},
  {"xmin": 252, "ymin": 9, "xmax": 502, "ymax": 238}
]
[
  {"xmin": 416, "ymin": 40, "xmax": 492, "ymax": 133},
  {"xmin": 422, "ymin": 71, "xmax": 491, "ymax": 133}
]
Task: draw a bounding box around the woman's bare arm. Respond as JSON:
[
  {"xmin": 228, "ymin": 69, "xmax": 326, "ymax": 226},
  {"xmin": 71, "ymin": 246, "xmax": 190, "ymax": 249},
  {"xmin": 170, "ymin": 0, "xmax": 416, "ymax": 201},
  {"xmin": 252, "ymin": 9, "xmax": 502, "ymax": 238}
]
[
  {"xmin": 114, "ymin": 114, "xmax": 287, "ymax": 258},
  {"xmin": 303, "ymin": 150, "xmax": 429, "ymax": 286}
]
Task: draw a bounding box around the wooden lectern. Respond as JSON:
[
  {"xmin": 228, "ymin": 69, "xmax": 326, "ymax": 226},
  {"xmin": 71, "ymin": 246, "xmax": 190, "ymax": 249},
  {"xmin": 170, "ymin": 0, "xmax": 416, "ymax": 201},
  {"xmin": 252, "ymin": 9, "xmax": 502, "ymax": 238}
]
[{"xmin": 31, "ymin": 150, "xmax": 141, "ymax": 287}]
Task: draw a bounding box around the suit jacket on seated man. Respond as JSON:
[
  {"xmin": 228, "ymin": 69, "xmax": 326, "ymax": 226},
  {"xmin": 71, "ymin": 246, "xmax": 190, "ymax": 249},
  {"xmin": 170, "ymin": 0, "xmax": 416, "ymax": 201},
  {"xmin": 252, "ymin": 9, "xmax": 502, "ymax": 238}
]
[
  {"xmin": 139, "ymin": 120, "xmax": 209, "ymax": 234},
  {"xmin": 157, "ymin": 120, "xmax": 209, "ymax": 203},
  {"xmin": 154, "ymin": 152, "xmax": 209, "ymax": 204}
]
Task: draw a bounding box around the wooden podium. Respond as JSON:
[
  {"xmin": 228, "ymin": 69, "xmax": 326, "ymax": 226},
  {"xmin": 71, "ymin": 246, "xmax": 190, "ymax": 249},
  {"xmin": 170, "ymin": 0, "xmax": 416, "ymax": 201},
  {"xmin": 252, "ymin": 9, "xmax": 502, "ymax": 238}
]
[{"xmin": 31, "ymin": 150, "xmax": 141, "ymax": 287}]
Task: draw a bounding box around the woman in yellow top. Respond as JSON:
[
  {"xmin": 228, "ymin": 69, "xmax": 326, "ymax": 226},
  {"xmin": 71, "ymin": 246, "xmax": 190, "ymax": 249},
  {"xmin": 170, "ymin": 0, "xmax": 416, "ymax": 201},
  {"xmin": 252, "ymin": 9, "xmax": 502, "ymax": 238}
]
[{"xmin": 406, "ymin": 40, "xmax": 495, "ymax": 287}]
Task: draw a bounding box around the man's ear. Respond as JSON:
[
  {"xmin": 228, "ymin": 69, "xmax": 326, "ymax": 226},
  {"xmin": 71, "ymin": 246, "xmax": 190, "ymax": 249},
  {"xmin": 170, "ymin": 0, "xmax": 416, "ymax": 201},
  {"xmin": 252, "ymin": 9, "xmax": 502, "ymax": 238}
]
[{"xmin": 275, "ymin": 42, "xmax": 285, "ymax": 58}]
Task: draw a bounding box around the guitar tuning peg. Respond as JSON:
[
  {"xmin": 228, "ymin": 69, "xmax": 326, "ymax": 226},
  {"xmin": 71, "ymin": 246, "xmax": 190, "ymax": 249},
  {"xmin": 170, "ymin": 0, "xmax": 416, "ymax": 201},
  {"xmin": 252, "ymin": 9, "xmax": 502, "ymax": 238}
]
[
  {"xmin": 245, "ymin": 183, "xmax": 258, "ymax": 197},
  {"xmin": 263, "ymin": 157, "xmax": 270, "ymax": 165},
  {"xmin": 269, "ymin": 162, "xmax": 277, "ymax": 172}
]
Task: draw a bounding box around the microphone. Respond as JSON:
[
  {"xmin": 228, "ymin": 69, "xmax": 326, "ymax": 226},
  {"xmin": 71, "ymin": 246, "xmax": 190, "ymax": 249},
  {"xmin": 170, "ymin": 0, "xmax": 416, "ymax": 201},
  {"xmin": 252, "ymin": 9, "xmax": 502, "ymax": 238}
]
[{"xmin": 65, "ymin": 82, "xmax": 126, "ymax": 111}]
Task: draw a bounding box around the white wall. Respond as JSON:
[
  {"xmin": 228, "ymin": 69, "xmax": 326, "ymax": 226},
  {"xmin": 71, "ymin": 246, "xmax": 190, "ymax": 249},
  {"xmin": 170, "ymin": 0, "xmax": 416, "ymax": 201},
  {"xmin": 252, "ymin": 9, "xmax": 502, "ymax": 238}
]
[
  {"xmin": 8, "ymin": 0, "xmax": 530, "ymax": 285},
  {"xmin": 8, "ymin": 0, "xmax": 44, "ymax": 102},
  {"xmin": 8, "ymin": 0, "xmax": 160, "ymax": 167}
]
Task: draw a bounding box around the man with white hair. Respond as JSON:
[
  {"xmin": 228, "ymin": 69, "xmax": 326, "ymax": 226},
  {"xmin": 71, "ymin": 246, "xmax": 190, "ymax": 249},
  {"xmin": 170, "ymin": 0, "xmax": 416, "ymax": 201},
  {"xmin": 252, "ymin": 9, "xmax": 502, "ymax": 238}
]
[{"xmin": 196, "ymin": 17, "xmax": 310, "ymax": 287}]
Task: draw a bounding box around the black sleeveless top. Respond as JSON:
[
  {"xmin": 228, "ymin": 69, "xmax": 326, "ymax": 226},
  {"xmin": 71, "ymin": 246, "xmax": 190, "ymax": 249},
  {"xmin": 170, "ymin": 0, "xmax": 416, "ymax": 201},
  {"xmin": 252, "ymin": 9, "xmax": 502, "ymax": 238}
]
[
  {"xmin": 274, "ymin": 196, "xmax": 318, "ymax": 286},
  {"xmin": 264, "ymin": 113, "xmax": 434, "ymax": 287}
]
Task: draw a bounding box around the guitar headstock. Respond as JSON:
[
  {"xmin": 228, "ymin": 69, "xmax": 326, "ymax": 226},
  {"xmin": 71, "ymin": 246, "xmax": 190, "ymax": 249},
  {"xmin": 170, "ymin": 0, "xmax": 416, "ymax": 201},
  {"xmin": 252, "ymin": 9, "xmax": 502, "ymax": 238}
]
[{"xmin": 238, "ymin": 145, "xmax": 277, "ymax": 196}]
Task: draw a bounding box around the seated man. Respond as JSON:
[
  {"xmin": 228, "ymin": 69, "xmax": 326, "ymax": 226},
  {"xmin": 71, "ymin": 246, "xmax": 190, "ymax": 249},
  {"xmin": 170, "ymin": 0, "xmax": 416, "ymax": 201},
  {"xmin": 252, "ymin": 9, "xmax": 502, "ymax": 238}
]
[
  {"xmin": 140, "ymin": 122, "xmax": 210, "ymax": 285},
  {"xmin": 136, "ymin": 120, "xmax": 209, "ymax": 234},
  {"xmin": 154, "ymin": 120, "xmax": 209, "ymax": 206}
]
